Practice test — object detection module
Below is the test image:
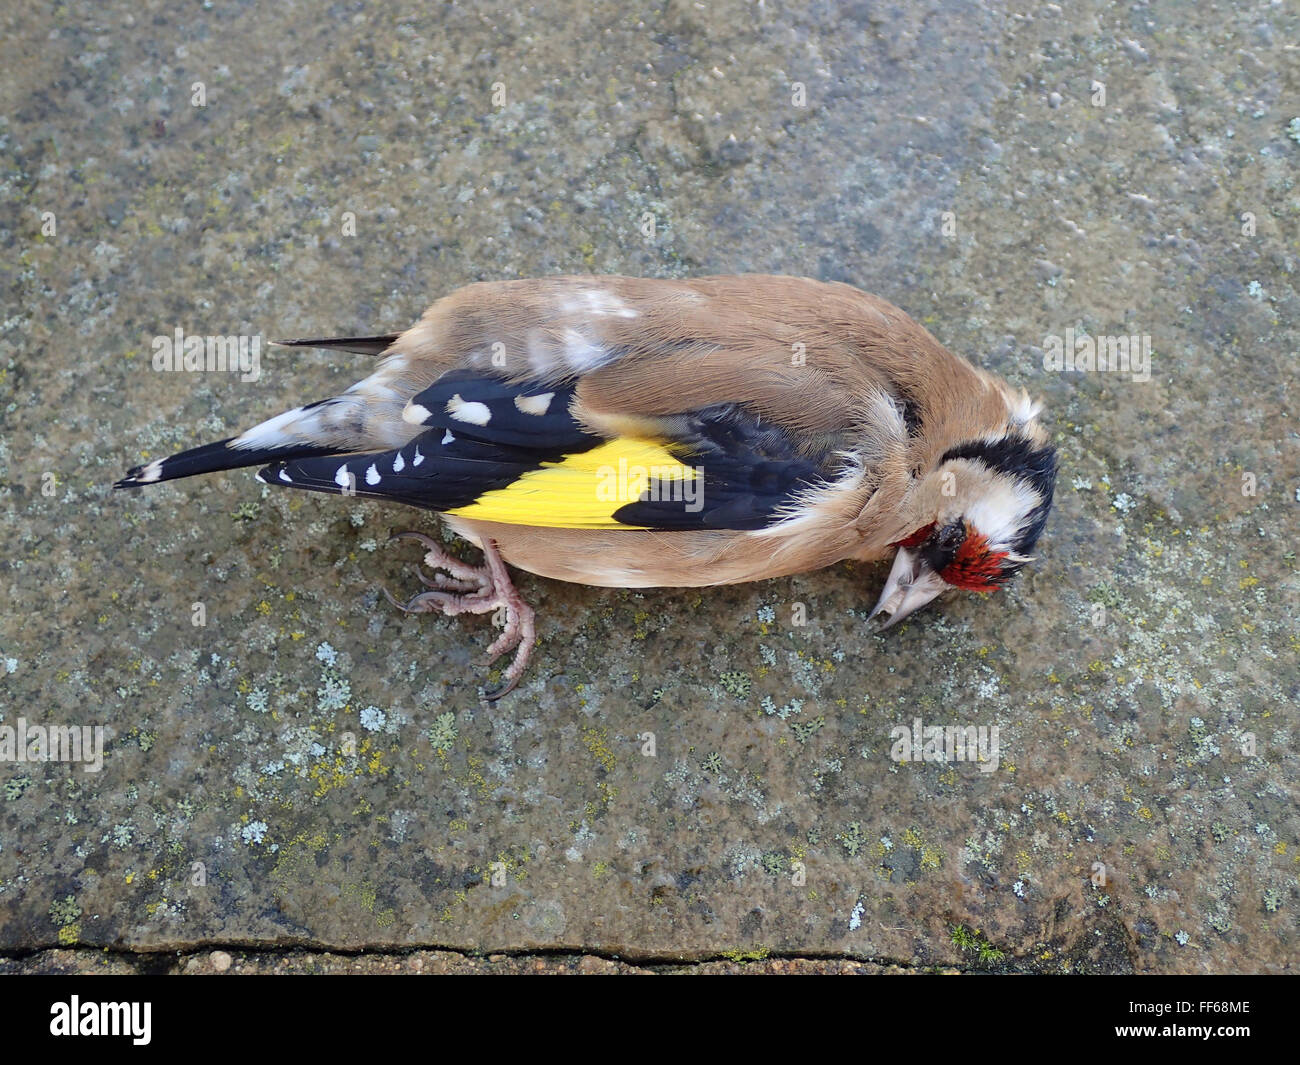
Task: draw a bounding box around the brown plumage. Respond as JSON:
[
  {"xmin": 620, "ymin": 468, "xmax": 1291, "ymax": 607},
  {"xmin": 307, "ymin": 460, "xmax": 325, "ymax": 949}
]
[{"xmin": 116, "ymin": 275, "xmax": 1058, "ymax": 697}]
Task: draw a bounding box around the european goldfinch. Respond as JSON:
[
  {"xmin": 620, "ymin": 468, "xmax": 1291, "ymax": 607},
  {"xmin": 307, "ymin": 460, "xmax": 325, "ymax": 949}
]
[{"xmin": 116, "ymin": 276, "xmax": 1058, "ymax": 697}]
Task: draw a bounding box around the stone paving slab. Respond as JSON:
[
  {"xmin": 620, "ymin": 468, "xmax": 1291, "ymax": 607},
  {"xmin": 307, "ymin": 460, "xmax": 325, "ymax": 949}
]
[{"xmin": 0, "ymin": 0, "xmax": 1296, "ymax": 974}]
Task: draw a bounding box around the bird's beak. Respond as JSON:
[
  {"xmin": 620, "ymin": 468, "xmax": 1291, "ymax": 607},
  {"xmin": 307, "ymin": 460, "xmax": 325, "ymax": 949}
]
[{"xmin": 868, "ymin": 547, "xmax": 949, "ymax": 630}]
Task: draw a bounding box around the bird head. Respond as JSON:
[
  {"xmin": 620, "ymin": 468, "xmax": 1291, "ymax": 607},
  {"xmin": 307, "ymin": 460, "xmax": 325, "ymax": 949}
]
[{"xmin": 870, "ymin": 430, "xmax": 1058, "ymax": 627}]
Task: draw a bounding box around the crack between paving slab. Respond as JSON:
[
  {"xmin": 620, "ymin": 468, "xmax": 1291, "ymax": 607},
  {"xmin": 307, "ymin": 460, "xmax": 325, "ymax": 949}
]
[{"xmin": 1, "ymin": 941, "xmax": 979, "ymax": 972}]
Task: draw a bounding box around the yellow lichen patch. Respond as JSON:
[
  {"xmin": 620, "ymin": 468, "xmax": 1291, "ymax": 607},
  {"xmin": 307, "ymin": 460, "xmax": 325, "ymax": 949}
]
[
  {"xmin": 459, "ymin": 755, "xmax": 490, "ymax": 796},
  {"xmin": 308, "ymin": 754, "xmax": 357, "ymax": 799},
  {"xmin": 582, "ymin": 725, "xmax": 617, "ymax": 774},
  {"xmin": 270, "ymin": 831, "xmax": 331, "ymax": 896}
]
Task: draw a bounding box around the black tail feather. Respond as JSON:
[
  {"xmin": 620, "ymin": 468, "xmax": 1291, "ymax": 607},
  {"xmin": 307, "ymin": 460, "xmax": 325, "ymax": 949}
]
[
  {"xmin": 273, "ymin": 334, "xmax": 400, "ymax": 356},
  {"xmin": 114, "ymin": 438, "xmax": 344, "ymax": 489}
]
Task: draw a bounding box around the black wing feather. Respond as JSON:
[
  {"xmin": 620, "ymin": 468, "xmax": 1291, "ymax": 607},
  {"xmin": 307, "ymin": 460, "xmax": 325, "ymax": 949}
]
[
  {"xmin": 614, "ymin": 404, "xmax": 828, "ymax": 530},
  {"xmin": 260, "ymin": 375, "xmax": 832, "ymax": 530}
]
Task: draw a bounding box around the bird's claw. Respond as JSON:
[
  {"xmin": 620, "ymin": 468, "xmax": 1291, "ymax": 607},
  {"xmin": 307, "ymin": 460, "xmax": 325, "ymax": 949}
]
[{"xmin": 384, "ymin": 530, "xmax": 536, "ymax": 699}]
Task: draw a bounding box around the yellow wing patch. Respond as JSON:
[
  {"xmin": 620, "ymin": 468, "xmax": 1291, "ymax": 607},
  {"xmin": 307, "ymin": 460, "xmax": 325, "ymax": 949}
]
[{"xmin": 445, "ymin": 438, "xmax": 699, "ymax": 529}]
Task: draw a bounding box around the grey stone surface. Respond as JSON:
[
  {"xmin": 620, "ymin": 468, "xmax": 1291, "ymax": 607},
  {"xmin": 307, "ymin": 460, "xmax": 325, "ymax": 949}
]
[{"xmin": 0, "ymin": 0, "xmax": 1296, "ymax": 973}]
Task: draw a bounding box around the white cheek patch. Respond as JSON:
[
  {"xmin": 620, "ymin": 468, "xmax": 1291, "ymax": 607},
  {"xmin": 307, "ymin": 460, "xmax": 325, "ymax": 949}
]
[
  {"xmin": 514, "ymin": 392, "xmax": 554, "ymax": 416},
  {"xmin": 445, "ymin": 394, "xmax": 492, "ymax": 425},
  {"xmin": 964, "ymin": 477, "xmax": 1041, "ymax": 550}
]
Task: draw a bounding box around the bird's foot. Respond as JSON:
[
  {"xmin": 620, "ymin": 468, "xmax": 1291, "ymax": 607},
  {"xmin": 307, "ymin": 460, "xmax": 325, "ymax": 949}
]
[{"xmin": 384, "ymin": 532, "xmax": 536, "ymax": 700}]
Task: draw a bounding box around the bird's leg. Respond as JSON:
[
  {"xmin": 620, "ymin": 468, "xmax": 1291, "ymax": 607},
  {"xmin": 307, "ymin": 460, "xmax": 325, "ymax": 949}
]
[{"xmin": 384, "ymin": 532, "xmax": 536, "ymax": 700}]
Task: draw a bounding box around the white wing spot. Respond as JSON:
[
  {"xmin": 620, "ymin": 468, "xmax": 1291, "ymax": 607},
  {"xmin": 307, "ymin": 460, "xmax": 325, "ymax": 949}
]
[
  {"xmin": 393, "ymin": 452, "xmax": 405, "ymax": 473},
  {"xmin": 441, "ymin": 430, "xmax": 455, "ymax": 445},
  {"xmin": 278, "ymin": 469, "xmax": 293, "ymax": 483},
  {"xmin": 334, "ymin": 465, "xmax": 352, "ymax": 488},
  {"xmin": 446, "ymin": 394, "xmax": 492, "ymax": 425},
  {"xmin": 402, "ymin": 402, "xmax": 432, "ymax": 425},
  {"xmin": 412, "ymin": 446, "xmax": 425, "ymax": 466},
  {"xmin": 514, "ymin": 392, "xmax": 555, "ymax": 416},
  {"xmin": 365, "ymin": 464, "xmax": 381, "ymax": 486}
]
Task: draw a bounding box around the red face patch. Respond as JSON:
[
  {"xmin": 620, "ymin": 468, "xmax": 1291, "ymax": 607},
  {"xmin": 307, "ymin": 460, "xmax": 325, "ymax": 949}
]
[
  {"xmin": 938, "ymin": 526, "xmax": 1008, "ymax": 591},
  {"xmin": 890, "ymin": 522, "xmax": 936, "ymax": 549}
]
